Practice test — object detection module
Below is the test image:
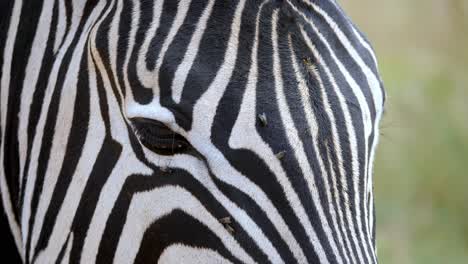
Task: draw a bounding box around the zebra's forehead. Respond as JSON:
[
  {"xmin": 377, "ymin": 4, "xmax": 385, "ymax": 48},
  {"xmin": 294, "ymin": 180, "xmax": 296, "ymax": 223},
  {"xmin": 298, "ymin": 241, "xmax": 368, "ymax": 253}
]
[{"xmin": 108, "ymin": 0, "xmax": 383, "ymax": 132}]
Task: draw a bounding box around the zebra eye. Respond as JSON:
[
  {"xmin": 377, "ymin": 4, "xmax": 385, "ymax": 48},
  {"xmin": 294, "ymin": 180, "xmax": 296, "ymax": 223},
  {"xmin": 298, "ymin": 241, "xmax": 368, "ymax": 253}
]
[{"xmin": 131, "ymin": 118, "xmax": 190, "ymax": 155}]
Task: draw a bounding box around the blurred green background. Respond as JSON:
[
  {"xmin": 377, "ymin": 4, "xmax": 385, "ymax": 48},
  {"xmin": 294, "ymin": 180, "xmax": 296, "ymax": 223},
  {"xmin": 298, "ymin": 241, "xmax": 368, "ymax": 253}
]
[{"xmin": 341, "ymin": 0, "xmax": 468, "ymax": 263}]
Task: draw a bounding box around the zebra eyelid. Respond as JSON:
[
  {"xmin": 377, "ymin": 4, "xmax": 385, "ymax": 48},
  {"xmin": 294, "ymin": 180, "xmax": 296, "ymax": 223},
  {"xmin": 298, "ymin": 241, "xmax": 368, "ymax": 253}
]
[{"xmin": 130, "ymin": 118, "xmax": 191, "ymax": 155}]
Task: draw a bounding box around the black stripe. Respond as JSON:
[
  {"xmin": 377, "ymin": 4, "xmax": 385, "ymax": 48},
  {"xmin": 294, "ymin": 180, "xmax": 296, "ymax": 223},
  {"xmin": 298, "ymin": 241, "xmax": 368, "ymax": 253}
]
[
  {"xmin": 135, "ymin": 210, "xmax": 242, "ymax": 263},
  {"xmin": 174, "ymin": 0, "xmax": 238, "ymax": 130},
  {"xmin": 298, "ymin": 10, "xmax": 375, "ymax": 260},
  {"xmin": 68, "ymin": 137, "xmax": 122, "ymax": 264},
  {"xmin": 280, "ymin": 11, "xmax": 351, "ymax": 262},
  {"xmin": 0, "ymin": 0, "xmax": 18, "ymax": 247},
  {"xmin": 0, "ymin": 198, "xmax": 22, "ymax": 263},
  {"xmin": 159, "ymin": 0, "xmax": 209, "ymax": 127},
  {"xmin": 96, "ymin": 169, "xmax": 247, "ymax": 263},
  {"xmin": 20, "ymin": 0, "xmax": 61, "ymax": 219},
  {"xmin": 5, "ymin": 0, "xmax": 45, "ymax": 228},
  {"xmin": 210, "ymin": 2, "xmax": 309, "ymax": 263},
  {"xmin": 31, "ymin": 48, "xmax": 91, "ymax": 260},
  {"xmin": 125, "ymin": 0, "xmax": 154, "ymax": 104},
  {"xmin": 26, "ymin": 0, "xmax": 107, "ymax": 260},
  {"xmin": 55, "ymin": 232, "xmax": 71, "ymax": 264}
]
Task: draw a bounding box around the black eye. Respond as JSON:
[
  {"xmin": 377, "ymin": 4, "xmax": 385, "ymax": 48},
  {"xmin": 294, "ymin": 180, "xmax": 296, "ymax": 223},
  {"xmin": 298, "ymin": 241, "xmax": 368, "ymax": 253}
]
[{"xmin": 131, "ymin": 118, "xmax": 190, "ymax": 155}]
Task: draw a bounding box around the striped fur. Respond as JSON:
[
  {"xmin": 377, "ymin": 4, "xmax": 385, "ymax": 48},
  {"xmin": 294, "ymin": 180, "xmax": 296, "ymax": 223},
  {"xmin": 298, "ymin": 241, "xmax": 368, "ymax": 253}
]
[{"xmin": 0, "ymin": 0, "xmax": 385, "ymax": 263}]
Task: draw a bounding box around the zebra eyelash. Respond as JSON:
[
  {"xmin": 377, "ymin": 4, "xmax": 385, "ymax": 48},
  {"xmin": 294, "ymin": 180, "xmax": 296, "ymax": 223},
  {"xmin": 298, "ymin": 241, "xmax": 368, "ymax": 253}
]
[{"xmin": 131, "ymin": 118, "xmax": 191, "ymax": 155}]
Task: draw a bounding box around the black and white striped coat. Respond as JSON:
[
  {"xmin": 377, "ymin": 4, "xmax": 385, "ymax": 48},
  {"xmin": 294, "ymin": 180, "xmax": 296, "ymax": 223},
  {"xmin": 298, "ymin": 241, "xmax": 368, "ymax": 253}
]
[{"xmin": 0, "ymin": 0, "xmax": 385, "ymax": 263}]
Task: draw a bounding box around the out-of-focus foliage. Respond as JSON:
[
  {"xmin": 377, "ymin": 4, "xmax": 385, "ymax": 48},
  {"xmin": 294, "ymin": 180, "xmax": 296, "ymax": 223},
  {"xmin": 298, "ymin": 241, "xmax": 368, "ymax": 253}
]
[{"xmin": 341, "ymin": 0, "xmax": 468, "ymax": 263}]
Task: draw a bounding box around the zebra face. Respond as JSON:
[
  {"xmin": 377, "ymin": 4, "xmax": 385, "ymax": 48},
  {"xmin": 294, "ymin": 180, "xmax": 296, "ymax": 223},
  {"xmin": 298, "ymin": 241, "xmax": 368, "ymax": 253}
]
[
  {"xmin": 1, "ymin": 0, "xmax": 384, "ymax": 263},
  {"xmin": 90, "ymin": 1, "xmax": 384, "ymax": 263}
]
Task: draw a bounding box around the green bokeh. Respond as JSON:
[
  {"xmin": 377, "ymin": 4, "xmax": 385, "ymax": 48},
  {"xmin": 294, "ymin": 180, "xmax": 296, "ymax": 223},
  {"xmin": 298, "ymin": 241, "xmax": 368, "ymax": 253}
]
[{"xmin": 342, "ymin": 1, "xmax": 468, "ymax": 263}]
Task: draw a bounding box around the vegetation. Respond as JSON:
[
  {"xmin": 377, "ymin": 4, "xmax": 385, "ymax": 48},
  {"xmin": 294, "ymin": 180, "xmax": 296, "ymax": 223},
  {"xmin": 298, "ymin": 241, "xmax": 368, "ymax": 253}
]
[{"xmin": 341, "ymin": 1, "xmax": 468, "ymax": 263}]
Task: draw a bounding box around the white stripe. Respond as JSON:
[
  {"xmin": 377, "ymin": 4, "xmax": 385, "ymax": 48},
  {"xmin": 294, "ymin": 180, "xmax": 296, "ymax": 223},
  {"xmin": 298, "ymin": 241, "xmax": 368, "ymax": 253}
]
[
  {"xmin": 122, "ymin": 0, "xmax": 141, "ymax": 106},
  {"xmin": 134, "ymin": 0, "xmax": 165, "ymax": 89},
  {"xmin": 18, "ymin": 0, "xmax": 54, "ymax": 193},
  {"xmin": 271, "ymin": 10, "xmax": 341, "ymax": 263},
  {"xmin": 107, "ymin": 0, "xmax": 125, "ymax": 107},
  {"xmin": 288, "ymin": 34, "xmax": 350, "ymax": 264},
  {"xmin": 328, "ymin": 0, "xmax": 378, "ymax": 66},
  {"xmin": 115, "ymin": 186, "xmax": 253, "ymax": 264},
  {"xmin": 20, "ymin": 0, "xmax": 87, "ymax": 251},
  {"xmin": 123, "ymin": 1, "xmax": 180, "ymax": 127},
  {"xmin": 189, "ymin": 1, "xmax": 284, "ymax": 262},
  {"xmin": 33, "ymin": 4, "xmax": 109, "ymax": 262},
  {"xmin": 171, "ymin": 0, "xmax": 216, "ymax": 103},
  {"xmin": 158, "ymin": 244, "xmax": 233, "ymax": 264},
  {"xmin": 53, "ymin": 0, "xmax": 68, "ymax": 53},
  {"xmin": 351, "ymin": 27, "xmax": 378, "ymax": 68},
  {"xmin": 59, "ymin": 233, "xmax": 73, "ymax": 264},
  {"xmin": 80, "ymin": 19, "xmax": 154, "ymax": 260},
  {"xmin": 79, "ymin": 153, "xmax": 151, "ymax": 264},
  {"xmin": 79, "ymin": 38, "xmax": 154, "ymax": 261},
  {"xmin": 303, "ymin": 0, "xmax": 384, "ymax": 128},
  {"xmin": 294, "ymin": 8, "xmax": 373, "ymax": 264},
  {"xmin": 297, "ymin": 24, "xmax": 360, "ymax": 263},
  {"xmin": 188, "ymin": 137, "xmax": 285, "ymax": 263},
  {"xmin": 92, "ymin": 131, "xmax": 273, "ymax": 264},
  {"xmin": 367, "ymin": 110, "xmax": 383, "ymax": 245},
  {"xmin": 229, "ymin": 3, "xmax": 309, "ymax": 263},
  {"xmin": 299, "ymin": 3, "xmax": 383, "ymax": 262},
  {"xmin": 137, "ymin": 0, "xmax": 191, "ymax": 97},
  {"xmin": 29, "ymin": 0, "xmax": 102, "ymax": 254}
]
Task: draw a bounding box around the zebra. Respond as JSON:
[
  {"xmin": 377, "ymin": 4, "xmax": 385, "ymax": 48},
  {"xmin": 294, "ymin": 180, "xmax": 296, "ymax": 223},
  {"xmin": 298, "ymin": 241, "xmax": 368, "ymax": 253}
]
[{"xmin": 0, "ymin": 0, "xmax": 385, "ymax": 263}]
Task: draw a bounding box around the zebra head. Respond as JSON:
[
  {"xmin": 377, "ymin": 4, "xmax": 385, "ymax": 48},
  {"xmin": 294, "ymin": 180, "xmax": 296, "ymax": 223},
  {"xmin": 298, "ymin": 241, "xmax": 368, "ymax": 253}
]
[{"xmin": 1, "ymin": 0, "xmax": 385, "ymax": 263}]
